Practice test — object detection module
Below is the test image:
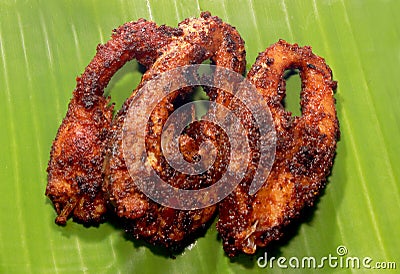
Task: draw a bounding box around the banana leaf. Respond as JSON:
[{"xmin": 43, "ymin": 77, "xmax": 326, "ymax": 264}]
[{"xmin": 0, "ymin": 0, "xmax": 399, "ymax": 273}]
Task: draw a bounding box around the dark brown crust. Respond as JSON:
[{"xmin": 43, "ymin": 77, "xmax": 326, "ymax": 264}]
[
  {"xmin": 216, "ymin": 39, "xmax": 339, "ymax": 256},
  {"xmin": 105, "ymin": 12, "xmax": 246, "ymax": 249},
  {"xmin": 45, "ymin": 19, "xmax": 181, "ymax": 225},
  {"xmin": 46, "ymin": 14, "xmax": 339, "ymax": 257}
]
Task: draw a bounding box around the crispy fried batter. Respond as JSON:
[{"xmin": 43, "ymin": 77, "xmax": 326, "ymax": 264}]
[
  {"xmin": 46, "ymin": 19, "xmax": 181, "ymax": 225},
  {"xmin": 216, "ymin": 40, "xmax": 339, "ymax": 256},
  {"xmin": 105, "ymin": 12, "xmax": 246, "ymax": 249},
  {"xmin": 46, "ymin": 14, "xmax": 339, "ymax": 257}
]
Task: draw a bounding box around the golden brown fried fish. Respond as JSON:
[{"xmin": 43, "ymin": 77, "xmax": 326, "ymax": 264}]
[
  {"xmin": 217, "ymin": 40, "xmax": 339, "ymax": 256},
  {"xmin": 105, "ymin": 12, "xmax": 246, "ymax": 249},
  {"xmin": 46, "ymin": 19, "xmax": 182, "ymax": 225}
]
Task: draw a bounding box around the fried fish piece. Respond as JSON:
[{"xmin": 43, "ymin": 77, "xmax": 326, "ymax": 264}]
[
  {"xmin": 105, "ymin": 12, "xmax": 246, "ymax": 249},
  {"xmin": 217, "ymin": 40, "xmax": 339, "ymax": 256},
  {"xmin": 46, "ymin": 19, "xmax": 181, "ymax": 225}
]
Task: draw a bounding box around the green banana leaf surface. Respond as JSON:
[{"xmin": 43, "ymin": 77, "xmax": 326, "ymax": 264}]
[{"xmin": 1, "ymin": 0, "xmax": 399, "ymax": 273}]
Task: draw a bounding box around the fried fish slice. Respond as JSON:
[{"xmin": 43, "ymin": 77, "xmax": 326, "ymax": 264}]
[
  {"xmin": 46, "ymin": 19, "xmax": 182, "ymax": 225},
  {"xmin": 217, "ymin": 40, "xmax": 339, "ymax": 256},
  {"xmin": 105, "ymin": 12, "xmax": 246, "ymax": 249}
]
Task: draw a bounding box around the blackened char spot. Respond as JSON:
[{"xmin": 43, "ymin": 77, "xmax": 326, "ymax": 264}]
[
  {"xmin": 307, "ymin": 63, "xmax": 316, "ymax": 69},
  {"xmin": 82, "ymin": 94, "xmax": 96, "ymax": 109},
  {"xmin": 76, "ymin": 176, "xmax": 99, "ymax": 199}
]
